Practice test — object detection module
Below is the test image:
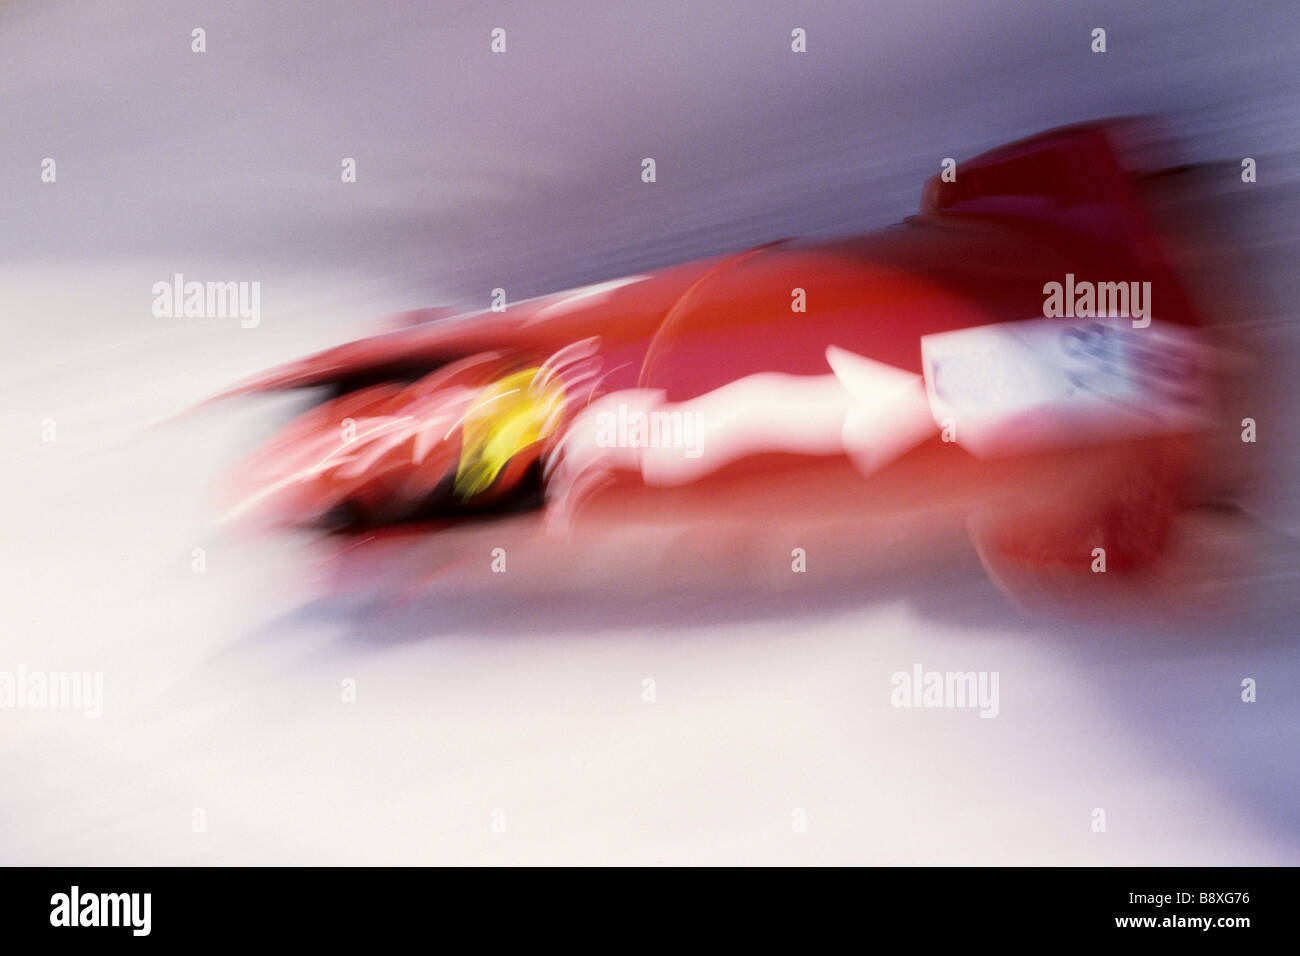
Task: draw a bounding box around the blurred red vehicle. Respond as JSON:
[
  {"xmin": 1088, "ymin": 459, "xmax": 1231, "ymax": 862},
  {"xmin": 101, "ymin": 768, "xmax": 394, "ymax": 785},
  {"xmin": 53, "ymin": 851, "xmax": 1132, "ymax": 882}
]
[{"xmin": 217, "ymin": 121, "xmax": 1233, "ymax": 598}]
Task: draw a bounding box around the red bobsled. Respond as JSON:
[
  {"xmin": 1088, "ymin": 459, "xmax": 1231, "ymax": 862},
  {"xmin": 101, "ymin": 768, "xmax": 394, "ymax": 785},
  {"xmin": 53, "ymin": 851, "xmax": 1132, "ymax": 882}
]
[{"xmin": 218, "ymin": 121, "xmax": 1233, "ymax": 594}]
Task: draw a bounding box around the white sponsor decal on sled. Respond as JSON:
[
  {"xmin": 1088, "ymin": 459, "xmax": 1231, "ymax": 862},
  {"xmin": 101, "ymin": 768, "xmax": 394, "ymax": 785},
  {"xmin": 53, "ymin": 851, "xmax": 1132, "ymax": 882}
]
[{"xmin": 920, "ymin": 318, "xmax": 1216, "ymax": 457}]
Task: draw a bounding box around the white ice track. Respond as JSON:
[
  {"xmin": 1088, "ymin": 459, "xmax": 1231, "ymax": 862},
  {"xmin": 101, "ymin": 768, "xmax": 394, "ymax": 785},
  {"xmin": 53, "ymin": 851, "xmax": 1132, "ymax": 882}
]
[{"xmin": 1, "ymin": 0, "xmax": 1298, "ymax": 864}]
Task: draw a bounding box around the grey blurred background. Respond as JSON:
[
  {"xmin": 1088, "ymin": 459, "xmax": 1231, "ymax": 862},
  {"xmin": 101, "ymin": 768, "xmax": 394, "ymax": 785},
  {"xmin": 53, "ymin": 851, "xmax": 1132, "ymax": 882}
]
[{"xmin": 1, "ymin": 0, "xmax": 1296, "ymax": 864}]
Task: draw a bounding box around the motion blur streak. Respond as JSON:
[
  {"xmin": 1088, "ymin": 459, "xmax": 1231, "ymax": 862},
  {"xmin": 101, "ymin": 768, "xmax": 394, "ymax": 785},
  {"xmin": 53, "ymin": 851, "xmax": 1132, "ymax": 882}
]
[{"xmin": 1, "ymin": 0, "xmax": 1297, "ymax": 865}]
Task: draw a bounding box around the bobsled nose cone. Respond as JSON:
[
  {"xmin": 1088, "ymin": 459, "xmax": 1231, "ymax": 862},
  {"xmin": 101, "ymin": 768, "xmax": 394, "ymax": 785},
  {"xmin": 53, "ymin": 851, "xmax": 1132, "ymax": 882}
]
[{"xmin": 220, "ymin": 352, "xmax": 568, "ymax": 529}]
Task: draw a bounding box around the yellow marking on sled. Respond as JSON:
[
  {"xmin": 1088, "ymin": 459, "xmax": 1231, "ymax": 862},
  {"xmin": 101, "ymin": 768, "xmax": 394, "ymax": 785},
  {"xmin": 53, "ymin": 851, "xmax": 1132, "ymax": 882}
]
[{"xmin": 455, "ymin": 368, "xmax": 566, "ymax": 499}]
